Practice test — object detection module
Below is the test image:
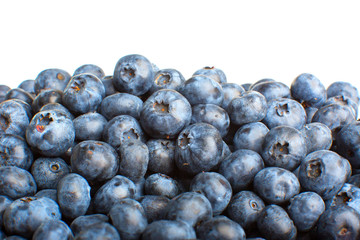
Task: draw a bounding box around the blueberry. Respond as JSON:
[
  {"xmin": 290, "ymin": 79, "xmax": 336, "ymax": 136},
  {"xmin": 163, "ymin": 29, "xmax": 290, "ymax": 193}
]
[
  {"xmin": 146, "ymin": 138, "xmax": 176, "ymax": 175},
  {"xmin": 325, "ymin": 183, "xmax": 360, "ymax": 215},
  {"xmin": 298, "ymin": 150, "xmax": 351, "ymax": 200},
  {"xmin": 219, "ymin": 149, "xmax": 264, "ymax": 192},
  {"xmin": 93, "ymin": 175, "xmax": 136, "ymax": 214},
  {"xmin": 73, "ymin": 64, "xmax": 105, "ymax": 79},
  {"xmin": 39, "ymin": 103, "xmax": 74, "ymax": 120},
  {"xmin": 31, "ymin": 89, "xmax": 63, "ymax": 113},
  {"xmin": 191, "ymin": 103, "xmax": 230, "ymax": 137},
  {"xmin": 100, "ymin": 92, "xmax": 143, "ymax": 120},
  {"xmin": 262, "ymin": 97, "xmax": 306, "ymax": 130},
  {"xmin": 0, "ymin": 166, "xmax": 37, "ymax": 199},
  {"xmin": 3, "ymin": 196, "xmax": 61, "ymax": 238},
  {"xmin": 32, "ymin": 219, "xmax": 74, "ymax": 240},
  {"xmin": 18, "ymin": 79, "xmax": 35, "ymax": 97},
  {"xmin": 304, "ymin": 106, "xmax": 318, "ymax": 123},
  {"xmin": 327, "ymin": 81, "xmax": 360, "ymax": 105},
  {"xmin": 0, "ymin": 134, "xmax": 33, "ymax": 170},
  {"xmin": 250, "ymin": 78, "xmax": 275, "ymax": 88},
  {"xmin": 0, "ymin": 100, "xmax": 30, "ymax": 138},
  {"xmin": 336, "ymin": 121, "xmax": 360, "ymax": 169},
  {"xmin": 257, "ymin": 204, "xmax": 297, "ymax": 240},
  {"xmin": 150, "ymin": 68, "xmax": 185, "ymax": 94},
  {"xmin": 74, "ymin": 222, "xmax": 120, "ymax": 240},
  {"xmin": 300, "ymin": 122, "xmax": 332, "ymax": 154},
  {"xmin": 70, "ymin": 214, "xmax": 109, "ymax": 236},
  {"xmin": 0, "ymin": 195, "xmax": 13, "ymax": 227},
  {"xmin": 227, "ymin": 191, "xmax": 265, "ymax": 230},
  {"xmin": 141, "ymin": 219, "xmax": 196, "ymax": 240},
  {"xmin": 73, "ymin": 112, "xmax": 107, "ymax": 141},
  {"xmin": 113, "ymin": 54, "xmax": 154, "ymax": 96},
  {"xmin": 140, "ymin": 89, "xmax": 192, "ymax": 139},
  {"xmin": 348, "ymin": 174, "xmax": 360, "ymax": 188},
  {"xmin": 26, "ymin": 110, "xmax": 75, "ymax": 157},
  {"xmin": 57, "ymin": 173, "xmax": 91, "ymax": 220},
  {"xmin": 0, "ymin": 85, "xmax": 11, "ymax": 103},
  {"xmin": 117, "ymin": 140, "xmax": 149, "ymax": 182},
  {"xmin": 261, "ymin": 125, "xmax": 307, "ymax": 171},
  {"xmin": 62, "ymin": 73, "xmax": 105, "ymax": 116},
  {"xmin": 101, "ymin": 75, "xmax": 118, "ymax": 96},
  {"xmin": 312, "ymin": 102, "xmax": 355, "ymax": 133},
  {"xmin": 140, "ymin": 195, "xmax": 170, "ymax": 223},
  {"xmin": 287, "ymin": 192, "xmax": 325, "ymax": 232},
  {"xmin": 233, "ymin": 122, "xmax": 269, "ymax": 153},
  {"xmin": 221, "ymin": 82, "xmax": 245, "ymax": 110},
  {"xmin": 290, "ymin": 73, "xmax": 327, "ymax": 108},
  {"xmin": 196, "ymin": 215, "xmax": 246, "ymax": 240},
  {"xmin": 5, "ymin": 88, "xmax": 34, "ymax": 105},
  {"xmin": 250, "ymin": 81, "xmax": 291, "ymax": 101},
  {"xmin": 144, "ymin": 173, "xmax": 181, "ymax": 199},
  {"xmin": 165, "ymin": 191, "xmax": 212, "ymax": 227},
  {"xmin": 316, "ymin": 205, "xmax": 360, "ymax": 239},
  {"xmin": 253, "ymin": 167, "xmax": 300, "ymax": 204},
  {"xmin": 227, "ymin": 91, "xmax": 267, "ymax": 125},
  {"xmin": 34, "ymin": 68, "xmax": 71, "ymax": 95},
  {"xmin": 34, "ymin": 189, "xmax": 58, "ymax": 203},
  {"xmin": 102, "ymin": 115, "xmax": 145, "ymax": 149},
  {"xmin": 175, "ymin": 123, "xmax": 223, "ymax": 175},
  {"xmin": 30, "ymin": 157, "xmax": 70, "ymax": 190},
  {"xmin": 193, "ymin": 66, "xmax": 227, "ymax": 84},
  {"xmin": 324, "ymin": 94, "xmax": 358, "ymax": 119},
  {"xmin": 190, "ymin": 172, "xmax": 232, "ymax": 215},
  {"xmin": 180, "ymin": 75, "xmax": 224, "ymax": 106},
  {"xmin": 71, "ymin": 140, "xmax": 119, "ymax": 183},
  {"xmin": 108, "ymin": 198, "xmax": 148, "ymax": 240}
]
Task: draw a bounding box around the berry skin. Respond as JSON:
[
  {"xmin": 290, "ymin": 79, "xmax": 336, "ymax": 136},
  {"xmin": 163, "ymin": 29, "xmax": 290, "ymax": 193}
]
[
  {"xmin": 62, "ymin": 73, "xmax": 105, "ymax": 116},
  {"xmin": 0, "ymin": 195, "xmax": 13, "ymax": 227},
  {"xmin": 261, "ymin": 125, "xmax": 307, "ymax": 171},
  {"xmin": 0, "ymin": 134, "xmax": 33, "ymax": 170},
  {"xmin": 144, "ymin": 173, "xmax": 181, "ymax": 199},
  {"xmin": 175, "ymin": 123, "xmax": 223, "ymax": 175},
  {"xmin": 3, "ymin": 196, "xmax": 61, "ymax": 238},
  {"xmin": 298, "ymin": 150, "xmax": 351, "ymax": 200},
  {"xmin": 290, "ymin": 73, "xmax": 327, "ymax": 108},
  {"xmin": 117, "ymin": 140, "xmax": 149, "ymax": 182},
  {"xmin": 327, "ymin": 81, "xmax": 360, "ymax": 105},
  {"xmin": 219, "ymin": 149, "xmax": 264, "ymax": 192},
  {"xmin": 180, "ymin": 75, "xmax": 224, "ymax": 106},
  {"xmin": 74, "ymin": 222, "xmax": 120, "ymax": 240},
  {"xmin": 165, "ymin": 192, "xmax": 212, "ymax": 227},
  {"xmin": 227, "ymin": 191, "xmax": 265, "ymax": 230},
  {"xmin": 73, "ymin": 64, "xmax": 105, "ymax": 79},
  {"xmin": 253, "ymin": 167, "xmax": 300, "ymax": 204},
  {"xmin": 141, "ymin": 219, "xmax": 196, "ymax": 240},
  {"xmin": 287, "ymin": 191, "xmax": 325, "ymax": 232},
  {"xmin": 70, "ymin": 140, "xmax": 119, "ymax": 183},
  {"xmin": 336, "ymin": 121, "xmax": 360, "ymax": 169},
  {"xmin": 32, "ymin": 89, "xmax": 64, "ymax": 113},
  {"xmin": 102, "ymin": 114, "xmax": 145, "ymax": 149},
  {"xmin": 0, "ymin": 166, "xmax": 37, "ymax": 199},
  {"xmin": 108, "ymin": 198, "xmax": 148, "ymax": 240},
  {"xmin": 221, "ymin": 82, "xmax": 245, "ymax": 110},
  {"xmin": 100, "ymin": 92, "xmax": 143, "ymax": 120},
  {"xmin": 190, "ymin": 171, "xmax": 232, "ymax": 215},
  {"xmin": 196, "ymin": 215, "xmax": 246, "ymax": 240},
  {"xmin": 140, "ymin": 89, "xmax": 192, "ymax": 139},
  {"xmin": 56, "ymin": 173, "xmax": 91, "ymax": 220},
  {"xmin": 140, "ymin": 195, "xmax": 170, "ymax": 223},
  {"xmin": 32, "ymin": 219, "xmax": 74, "ymax": 240},
  {"xmin": 26, "ymin": 110, "xmax": 75, "ymax": 157},
  {"xmin": 149, "ymin": 68, "xmax": 186, "ymax": 94},
  {"xmin": 30, "ymin": 157, "xmax": 70, "ymax": 190},
  {"xmin": 73, "ymin": 112, "xmax": 107, "ymax": 141},
  {"xmin": 192, "ymin": 66, "xmax": 227, "ymax": 84},
  {"xmin": 113, "ymin": 54, "xmax": 154, "ymax": 96},
  {"xmin": 0, "ymin": 100, "xmax": 30, "ymax": 138},
  {"xmin": 146, "ymin": 138, "xmax": 176, "ymax": 175},
  {"xmin": 316, "ymin": 205, "xmax": 360, "ymax": 240},
  {"xmin": 5, "ymin": 88, "xmax": 34, "ymax": 105},
  {"xmin": 70, "ymin": 214, "xmax": 109, "ymax": 236},
  {"xmin": 93, "ymin": 175, "xmax": 136, "ymax": 214},
  {"xmin": 233, "ymin": 122, "xmax": 269, "ymax": 154},
  {"xmin": 300, "ymin": 122, "xmax": 332, "ymax": 154},
  {"xmin": 227, "ymin": 91, "xmax": 267, "ymax": 125},
  {"xmin": 250, "ymin": 80, "xmax": 291, "ymax": 101},
  {"xmin": 257, "ymin": 204, "xmax": 297, "ymax": 240},
  {"xmin": 34, "ymin": 68, "xmax": 71, "ymax": 95}
]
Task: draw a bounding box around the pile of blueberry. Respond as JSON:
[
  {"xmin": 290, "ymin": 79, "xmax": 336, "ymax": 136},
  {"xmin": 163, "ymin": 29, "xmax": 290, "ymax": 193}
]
[{"xmin": 0, "ymin": 54, "xmax": 360, "ymax": 240}]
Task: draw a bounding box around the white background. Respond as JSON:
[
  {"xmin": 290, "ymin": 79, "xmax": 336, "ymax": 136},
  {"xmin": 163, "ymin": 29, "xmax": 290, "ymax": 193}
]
[{"xmin": 0, "ymin": 0, "xmax": 359, "ymax": 91}]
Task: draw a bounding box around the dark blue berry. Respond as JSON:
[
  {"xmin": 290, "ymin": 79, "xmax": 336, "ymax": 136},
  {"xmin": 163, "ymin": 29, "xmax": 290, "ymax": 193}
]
[
  {"xmin": 34, "ymin": 68, "xmax": 71, "ymax": 95},
  {"xmin": 73, "ymin": 64, "xmax": 105, "ymax": 79}
]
